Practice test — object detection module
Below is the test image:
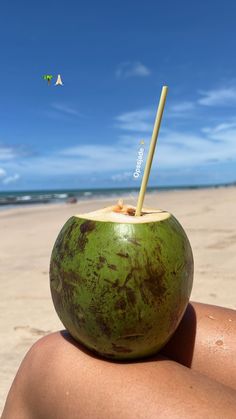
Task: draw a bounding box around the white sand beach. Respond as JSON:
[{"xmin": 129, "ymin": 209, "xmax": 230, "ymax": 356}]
[{"xmin": 0, "ymin": 186, "xmax": 236, "ymax": 412}]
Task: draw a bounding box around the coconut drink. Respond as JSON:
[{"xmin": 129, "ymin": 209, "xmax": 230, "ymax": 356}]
[
  {"xmin": 50, "ymin": 201, "xmax": 193, "ymax": 360},
  {"xmin": 49, "ymin": 86, "xmax": 194, "ymax": 360}
]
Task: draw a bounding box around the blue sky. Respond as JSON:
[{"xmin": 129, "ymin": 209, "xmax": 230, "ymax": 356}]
[{"xmin": 0, "ymin": 0, "xmax": 236, "ymax": 190}]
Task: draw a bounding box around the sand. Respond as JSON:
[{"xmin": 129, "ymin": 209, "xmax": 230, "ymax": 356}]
[{"xmin": 0, "ymin": 186, "xmax": 236, "ymax": 412}]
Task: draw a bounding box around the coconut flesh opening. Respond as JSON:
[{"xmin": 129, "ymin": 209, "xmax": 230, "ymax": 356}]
[{"xmin": 75, "ymin": 199, "xmax": 170, "ymax": 224}]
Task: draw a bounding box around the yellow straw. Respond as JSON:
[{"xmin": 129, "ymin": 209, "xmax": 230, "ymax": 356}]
[{"xmin": 135, "ymin": 86, "xmax": 168, "ymax": 216}]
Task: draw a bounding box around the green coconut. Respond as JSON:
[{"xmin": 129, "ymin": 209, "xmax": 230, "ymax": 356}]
[{"xmin": 50, "ymin": 202, "xmax": 194, "ymax": 360}]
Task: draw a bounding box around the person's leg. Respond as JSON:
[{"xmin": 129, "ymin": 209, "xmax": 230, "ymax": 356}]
[
  {"xmin": 160, "ymin": 301, "xmax": 236, "ymax": 390},
  {"xmin": 2, "ymin": 302, "xmax": 236, "ymax": 419},
  {"xmin": 2, "ymin": 330, "xmax": 236, "ymax": 419}
]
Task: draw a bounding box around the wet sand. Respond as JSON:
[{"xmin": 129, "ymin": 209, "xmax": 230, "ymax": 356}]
[{"xmin": 0, "ymin": 186, "xmax": 236, "ymax": 412}]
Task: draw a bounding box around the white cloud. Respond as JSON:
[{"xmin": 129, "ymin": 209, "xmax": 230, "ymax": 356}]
[
  {"xmin": 0, "ymin": 144, "xmax": 135, "ymax": 179},
  {"xmin": 169, "ymin": 101, "xmax": 195, "ymax": 115},
  {"xmin": 0, "ymin": 144, "xmax": 34, "ymax": 160},
  {"xmin": 198, "ymin": 87, "xmax": 236, "ymax": 106},
  {"xmin": 158, "ymin": 123, "xmax": 236, "ymax": 167},
  {"xmin": 201, "ymin": 122, "xmax": 236, "ymax": 146},
  {"xmin": 2, "ymin": 173, "xmax": 20, "ymax": 185},
  {"xmin": 5, "ymin": 91, "xmax": 236, "ymax": 181},
  {"xmin": 55, "ymin": 144, "xmax": 136, "ymax": 173},
  {"xmin": 4, "ymin": 121, "xmax": 236, "ymax": 182},
  {"xmin": 51, "ymin": 103, "xmax": 82, "ymax": 116},
  {"xmin": 115, "ymin": 109, "xmax": 154, "ymax": 132},
  {"xmin": 116, "ymin": 62, "xmax": 151, "ymax": 79},
  {"xmin": 0, "ymin": 146, "xmax": 17, "ymax": 160},
  {"xmin": 115, "ymin": 101, "xmax": 196, "ymax": 132},
  {"xmin": 111, "ymin": 171, "xmax": 133, "ymax": 182},
  {"xmin": 59, "ymin": 144, "xmax": 117, "ymax": 159},
  {"xmin": 202, "ymin": 121, "xmax": 236, "ymax": 134},
  {"xmin": 2, "ymin": 95, "xmax": 236, "ymax": 185},
  {"xmin": 0, "ymin": 168, "xmax": 6, "ymax": 177},
  {"xmin": 115, "ymin": 104, "xmax": 236, "ymax": 168}
]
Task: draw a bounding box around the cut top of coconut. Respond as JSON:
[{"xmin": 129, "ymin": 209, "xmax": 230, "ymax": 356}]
[{"xmin": 75, "ymin": 204, "xmax": 170, "ymax": 224}]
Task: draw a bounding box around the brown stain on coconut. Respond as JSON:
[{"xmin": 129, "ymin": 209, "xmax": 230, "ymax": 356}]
[
  {"xmin": 108, "ymin": 264, "xmax": 117, "ymax": 271},
  {"xmin": 118, "ymin": 334, "xmax": 145, "ymax": 340},
  {"xmin": 99, "ymin": 256, "xmax": 106, "ymax": 264},
  {"xmin": 55, "ymin": 219, "xmax": 78, "ymax": 257},
  {"xmin": 95, "ymin": 314, "xmax": 112, "ymax": 338},
  {"xmin": 70, "ymin": 302, "xmax": 86, "ymax": 326},
  {"xmin": 127, "ymin": 238, "xmax": 141, "ymax": 246},
  {"xmin": 78, "ymin": 220, "xmax": 96, "ymax": 252},
  {"xmin": 112, "ymin": 343, "xmax": 132, "ymax": 353},
  {"xmin": 125, "ymin": 287, "xmax": 136, "ymax": 306},
  {"xmin": 139, "ymin": 256, "xmax": 167, "ymax": 305},
  {"xmin": 80, "ymin": 220, "xmax": 96, "ymax": 234},
  {"xmin": 116, "ymin": 252, "xmax": 129, "ymax": 258},
  {"xmin": 114, "ymin": 269, "xmax": 137, "ymax": 307},
  {"xmin": 63, "ymin": 270, "xmax": 83, "ymax": 285},
  {"xmin": 115, "ymin": 298, "xmax": 127, "ymax": 310}
]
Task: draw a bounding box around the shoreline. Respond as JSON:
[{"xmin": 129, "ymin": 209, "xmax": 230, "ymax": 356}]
[
  {"xmin": 0, "ymin": 183, "xmax": 235, "ymax": 213},
  {"xmin": 0, "ymin": 185, "xmax": 235, "ymax": 218}
]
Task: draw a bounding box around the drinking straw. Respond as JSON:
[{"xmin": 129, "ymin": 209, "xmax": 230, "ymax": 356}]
[{"xmin": 135, "ymin": 86, "xmax": 168, "ymax": 216}]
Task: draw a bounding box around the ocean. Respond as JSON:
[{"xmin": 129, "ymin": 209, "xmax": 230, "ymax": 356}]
[
  {"xmin": 0, "ymin": 183, "xmax": 234, "ymax": 209},
  {"xmin": 0, "ymin": 187, "xmax": 149, "ymax": 208}
]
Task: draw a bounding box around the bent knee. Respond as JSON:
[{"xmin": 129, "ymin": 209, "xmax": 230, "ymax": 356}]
[
  {"xmin": 10, "ymin": 332, "xmax": 69, "ymax": 394},
  {"xmin": 2, "ymin": 331, "xmax": 108, "ymax": 419},
  {"xmin": 22, "ymin": 330, "xmax": 95, "ymax": 385},
  {"xmin": 28, "ymin": 331, "xmax": 63, "ymax": 359},
  {"xmin": 1, "ymin": 333, "xmax": 59, "ymax": 419},
  {"xmin": 2, "ymin": 332, "xmax": 75, "ymax": 418},
  {"xmin": 24, "ymin": 331, "xmax": 74, "ymax": 379}
]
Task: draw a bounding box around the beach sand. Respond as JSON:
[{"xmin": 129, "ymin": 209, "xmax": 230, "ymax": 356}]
[{"xmin": 1, "ymin": 186, "xmax": 236, "ymax": 412}]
